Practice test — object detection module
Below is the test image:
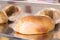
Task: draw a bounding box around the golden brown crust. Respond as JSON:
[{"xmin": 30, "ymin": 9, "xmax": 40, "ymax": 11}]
[
  {"xmin": 0, "ymin": 24, "xmax": 8, "ymax": 33},
  {"xmin": 14, "ymin": 31, "xmax": 53, "ymax": 40},
  {"xmin": 35, "ymin": 8, "xmax": 60, "ymax": 20},
  {"xmin": 0, "ymin": 11, "xmax": 8, "ymax": 24},
  {"xmin": 14, "ymin": 16, "xmax": 54, "ymax": 34},
  {"xmin": 0, "ymin": 37, "xmax": 10, "ymax": 40},
  {"xmin": 3, "ymin": 5, "xmax": 20, "ymax": 17}
]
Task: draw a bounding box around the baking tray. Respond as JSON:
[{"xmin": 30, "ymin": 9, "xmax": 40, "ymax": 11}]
[{"xmin": 0, "ymin": 1, "xmax": 60, "ymax": 40}]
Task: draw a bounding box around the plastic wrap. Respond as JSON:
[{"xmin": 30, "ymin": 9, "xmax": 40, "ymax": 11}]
[{"xmin": 0, "ymin": 1, "xmax": 60, "ymax": 40}]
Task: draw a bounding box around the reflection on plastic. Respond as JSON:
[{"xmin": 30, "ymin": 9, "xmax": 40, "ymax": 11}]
[{"xmin": 14, "ymin": 31, "xmax": 53, "ymax": 40}]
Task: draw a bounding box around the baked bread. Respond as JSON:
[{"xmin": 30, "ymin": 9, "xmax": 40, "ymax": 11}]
[
  {"xmin": 35, "ymin": 8, "xmax": 60, "ymax": 24},
  {"xmin": 0, "ymin": 24, "xmax": 8, "ymax": 33},
  {"xmin": 14, "ymin": 16, "xmax": 54, "ymax": 34},
  {"xmin": 4, "ymin": 4, "xmax": 20, "ymax": 17},
  {"xmin": 0, "ymin": 11, "xmax": 8, "ymax": 24},
  {"xmin": 0, "ymin": 37, "xmax": 10, "ymax": 40},
  {"xmin": 14, "ymin": 31, "xmax": 53, "ymax": 40}
]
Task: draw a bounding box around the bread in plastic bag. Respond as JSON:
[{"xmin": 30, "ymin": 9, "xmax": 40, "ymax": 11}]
[{"xmin": 35, "ymin": 8, "xmax": 60, "ymax": 24}]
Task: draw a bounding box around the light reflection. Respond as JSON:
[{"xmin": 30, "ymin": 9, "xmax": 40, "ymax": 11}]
[{"xmin": 14, "ymin": 31, "xmax": 54, "ymax": 40}]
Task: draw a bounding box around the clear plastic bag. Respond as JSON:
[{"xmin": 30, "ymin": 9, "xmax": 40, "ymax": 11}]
[{"xmin": 0, "ymin": 1, "xmax": 60, "ymax": 40}]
